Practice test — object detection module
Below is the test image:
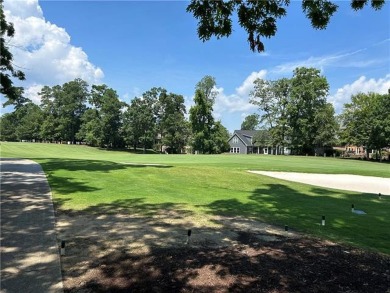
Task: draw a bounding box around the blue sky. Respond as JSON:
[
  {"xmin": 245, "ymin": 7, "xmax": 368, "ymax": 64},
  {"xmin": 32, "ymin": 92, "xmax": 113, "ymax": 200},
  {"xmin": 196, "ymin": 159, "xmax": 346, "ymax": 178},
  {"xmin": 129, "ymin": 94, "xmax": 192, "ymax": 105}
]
[{"xmin": 2, "ymin": 0, "xmax": 389, "ymax": 132}]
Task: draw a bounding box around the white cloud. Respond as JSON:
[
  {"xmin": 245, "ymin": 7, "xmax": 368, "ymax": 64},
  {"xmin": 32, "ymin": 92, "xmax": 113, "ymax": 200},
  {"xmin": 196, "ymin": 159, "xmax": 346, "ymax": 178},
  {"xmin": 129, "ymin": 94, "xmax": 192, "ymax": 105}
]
[
  {"xmin": 24, "ymin": 83, "xmax": 43, "ymax": 104},
  {"xmin": 236, "ymin": 70, "xmax": 267, "ymax": 96},
  {"xmin": 213, "ymin": 87, "xmax": 257, "ymax": 120},
  {"xmin": 4, "ymin": 0, "xmax": 42, "ymax": 18},
  {"xmin": 373, "ymin": 38, "xmax": 390, "ymax": 46},
  {"xmin": 190, "ymin": 70, "xmax": 266, "ymax": 120},
  {"xmin": 239, "ymin": 112, "xmax": 259, "ymax": 123},
  {"xmin": 328, "ymin": 75, "xmax": 390, "ymax": 113},
  {"xmin": 272, "ymin": 49, "xmax": 367, "ymax": 74},
  {"xmin": 3, "ymin": 0, "xmax": 104, "ymax": 103},
  {"xmin": 121, "ymin": 87, "xmax": 143, "ymax": 104},
  {"xmin": 182, "ymin": 71, "xmax": 265, "ymax": 122},
  {"xmin": 183, "ymin": 95, "xmax": 194, "ymax": 118},
  {"xmin": 272, "ymin": 38, "xmax": 389, "ymax": 76}
]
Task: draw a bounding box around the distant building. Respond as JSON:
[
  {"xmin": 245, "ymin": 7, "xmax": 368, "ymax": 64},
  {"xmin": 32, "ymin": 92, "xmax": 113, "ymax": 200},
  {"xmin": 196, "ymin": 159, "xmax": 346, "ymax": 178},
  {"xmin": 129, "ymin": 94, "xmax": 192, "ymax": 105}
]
[
  {"xmin": 344, "ymin": 145, "xmax": 365, "ymax": 156},
  {"xmin": 227, "ymin": 130, "xmax": 290, "ymax": 155}
]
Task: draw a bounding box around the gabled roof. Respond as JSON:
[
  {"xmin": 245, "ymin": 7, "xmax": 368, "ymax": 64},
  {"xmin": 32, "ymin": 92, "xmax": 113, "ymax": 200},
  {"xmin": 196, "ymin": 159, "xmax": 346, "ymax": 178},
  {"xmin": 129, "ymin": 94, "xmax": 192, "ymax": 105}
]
[
  {"xmin": 236, "ymin": 130, "xmax": 258, "ymax": 138},
  {"xmin": 228, "ymin": 130, "xmax": 258, "ymax": 146},
  {"xmin": 228, "ymin": 130, "xmax": 271, "ymax": 147},
  {"xmin": 236, "ymin": 130, "xmax": 257, "ymax": 146}
]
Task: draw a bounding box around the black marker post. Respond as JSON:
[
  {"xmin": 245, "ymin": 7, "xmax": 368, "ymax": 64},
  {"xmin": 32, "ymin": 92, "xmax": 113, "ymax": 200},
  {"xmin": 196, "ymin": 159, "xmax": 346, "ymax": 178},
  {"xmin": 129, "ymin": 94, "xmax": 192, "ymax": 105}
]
[{"xmin": 60, "ymin": 240, "xmax": 65, "ymax": 256}]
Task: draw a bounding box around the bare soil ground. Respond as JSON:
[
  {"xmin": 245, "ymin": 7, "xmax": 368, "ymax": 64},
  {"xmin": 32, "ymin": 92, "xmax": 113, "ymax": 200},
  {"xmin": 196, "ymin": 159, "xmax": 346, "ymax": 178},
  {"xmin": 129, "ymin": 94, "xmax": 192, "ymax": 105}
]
[{"xmin": 56, "ymin": 209, "xmax": 390, "ymax": 293}]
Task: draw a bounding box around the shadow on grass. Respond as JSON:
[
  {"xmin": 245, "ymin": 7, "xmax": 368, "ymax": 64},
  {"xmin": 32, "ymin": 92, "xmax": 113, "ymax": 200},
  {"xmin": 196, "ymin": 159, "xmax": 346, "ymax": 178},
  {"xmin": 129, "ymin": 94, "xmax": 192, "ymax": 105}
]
[
  {"xmin": 97, "ymin": 147, "xmax": 159, "ymax": 154},
  {"xmin": 56, "ymin": 198, "xmax": 390, "ymax": 293},
  {"xmin": 32, "ymin": 158, "xmax": 172, "ymax": 196},
  {"xmin": 202, "ymin": 184, "xmax": 389, "ymax": 254},
  {"xmin": 71, "ymin": 198, "xmax": 193, "ymax": 218},
  {"xmin": 36, "ymin": 158, "xmax": 172, "ymax": 173}
]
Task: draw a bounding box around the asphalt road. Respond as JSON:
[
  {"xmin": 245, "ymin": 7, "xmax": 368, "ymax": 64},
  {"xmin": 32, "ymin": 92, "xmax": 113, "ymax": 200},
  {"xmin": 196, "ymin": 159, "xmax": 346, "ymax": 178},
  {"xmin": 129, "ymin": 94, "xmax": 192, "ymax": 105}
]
[{"xmin": 1, "ymin": 158, "xmax": 63, "ymax": 293}]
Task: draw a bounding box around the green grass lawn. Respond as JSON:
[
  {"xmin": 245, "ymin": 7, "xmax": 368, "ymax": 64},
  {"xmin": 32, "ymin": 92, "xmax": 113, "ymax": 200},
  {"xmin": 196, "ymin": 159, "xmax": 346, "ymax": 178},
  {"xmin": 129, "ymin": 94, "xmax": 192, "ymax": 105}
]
[{"xmin": 1, "ymin": 142, "xmax": 389, "ymax": 254}]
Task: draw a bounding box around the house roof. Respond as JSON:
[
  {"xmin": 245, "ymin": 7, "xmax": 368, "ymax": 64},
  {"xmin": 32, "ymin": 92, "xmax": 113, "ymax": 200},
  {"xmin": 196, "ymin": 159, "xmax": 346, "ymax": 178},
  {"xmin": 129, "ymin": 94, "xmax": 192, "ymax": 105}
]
[
  {"xmin": 228, "ymin": 130, "xmax": 258, "ymax": 146},
  {"xmin": 228, "ymin": 129, "xmax": 272, "ymax": 147}
]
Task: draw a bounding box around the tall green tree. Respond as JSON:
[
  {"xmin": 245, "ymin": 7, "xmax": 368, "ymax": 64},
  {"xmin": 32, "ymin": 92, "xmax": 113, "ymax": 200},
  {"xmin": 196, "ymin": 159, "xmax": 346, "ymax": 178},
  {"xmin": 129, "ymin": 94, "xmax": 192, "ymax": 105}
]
[
  {"xmin": 15, "ymin": 103, "xmax": 43, "ymax": 141},
  {"xmin": 253, "ymin": 128, "xmax": 272, "ymax": 147},
  {"xmin": 370, "ymin": 92, "xmax": 390, "ymax": 159},
  {"xmin": 145, "ymin": 87, "xmax": 168, "ymax": 152},
  {"xmin": 57, "ymin": 79, "xmax": 89, "ymax": 143},
  {"xmin": 287, "ymin": 67, "xmax": 331, "ymax": 154},
  {"xmin": 189, "ymin": 76, "xmax": 217, "ymax": 154},
  {"xmin": 250, "ymin": 77, "xmax": 290, "ymax": 151},
  {"xmin": 159, "ymin": 92, "xmax": 188, "ymax": 154},
  {"xmin": 187, "ymin": 0, "xmax": 385, "ymax": 53},
  {"xmin": 212, "ymin": 121, "xmax": 230, "ymax": 153},
  {"xmin": 38, "ymin": 80, "xmax": 89, "ymax": 143},
  {"xmin": 123, "ymin": 95, "xmax": 156, "ymax": 153},
  {"xmin": 341, "ymin": 92, "xmax": 390, "ymax": 160},
  {"xmin": 241, "ymin": 114, "xmax": 260, "ymax": 130},
  {"xmin": 195, "ymin": 75, "xmax": 217, "ymax": 103},
  {"xmin": 0, "ymin": 95, "xmax": 43, "ymax": 141},
  {"xmin": 77, "ymin": 108, "xmax": 101, "ymax": 146},
  {"xmin": 314, "ymin": 102, "xmax": 339, "ymax": 149},
  {"xmin": 0, "ymin": 112, "xmax": 17, "ymax": 141},
  {"xmin": 0, "ymin": 0, "xmax": 25, "ymax": 102},
  {"xmin": 89, "ymin": 85, "xmax": 124, "ymax": 148},
  {"xmin": 250, "ymin": 67, "xmax": 337, "ymax": 155},
  {"xmin": 39, "ymin": 85, "xmax": 62, "ymax": 142}
]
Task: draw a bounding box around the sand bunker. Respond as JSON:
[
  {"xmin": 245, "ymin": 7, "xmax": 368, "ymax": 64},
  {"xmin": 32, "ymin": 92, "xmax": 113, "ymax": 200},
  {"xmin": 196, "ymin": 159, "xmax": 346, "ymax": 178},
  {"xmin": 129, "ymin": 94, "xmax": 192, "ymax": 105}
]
[{"xmin": 248, "ymin": 171, "xmax": 389, "ymax": 195}]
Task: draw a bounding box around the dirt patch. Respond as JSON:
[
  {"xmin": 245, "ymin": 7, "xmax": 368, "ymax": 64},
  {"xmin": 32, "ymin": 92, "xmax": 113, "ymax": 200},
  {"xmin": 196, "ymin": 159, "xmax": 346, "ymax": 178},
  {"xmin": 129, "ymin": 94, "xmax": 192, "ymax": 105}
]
[{"xmin": 56, "ymin": 209, "xmax": 389, "ymax": 293}]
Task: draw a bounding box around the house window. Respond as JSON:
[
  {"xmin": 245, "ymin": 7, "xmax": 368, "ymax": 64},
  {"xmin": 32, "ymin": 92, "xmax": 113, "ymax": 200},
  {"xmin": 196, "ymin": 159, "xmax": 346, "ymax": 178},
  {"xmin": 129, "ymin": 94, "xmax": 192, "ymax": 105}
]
[
  {"xmin": 232, "ymin": 136, "xmax": 239, "ymax": 144},
  {"xmin": 230, "ymin": 147, "xmax": 240, "ymax": 153}
]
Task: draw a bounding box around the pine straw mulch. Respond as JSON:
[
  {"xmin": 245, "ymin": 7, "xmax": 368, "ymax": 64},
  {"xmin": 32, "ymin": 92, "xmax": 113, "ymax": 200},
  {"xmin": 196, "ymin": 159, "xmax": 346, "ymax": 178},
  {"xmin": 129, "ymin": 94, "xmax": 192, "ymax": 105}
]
[{"xmin": 61, "ymin": 230, "xmax": 389, "ymax": 293}]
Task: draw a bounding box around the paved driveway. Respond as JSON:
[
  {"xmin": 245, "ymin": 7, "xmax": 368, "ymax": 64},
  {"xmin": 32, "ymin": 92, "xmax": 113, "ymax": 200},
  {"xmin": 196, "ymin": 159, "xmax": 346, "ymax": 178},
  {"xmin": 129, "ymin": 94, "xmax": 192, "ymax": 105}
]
[{"xmin": 1, "ymin": 158, "xmax": 63, "ymax": 293}]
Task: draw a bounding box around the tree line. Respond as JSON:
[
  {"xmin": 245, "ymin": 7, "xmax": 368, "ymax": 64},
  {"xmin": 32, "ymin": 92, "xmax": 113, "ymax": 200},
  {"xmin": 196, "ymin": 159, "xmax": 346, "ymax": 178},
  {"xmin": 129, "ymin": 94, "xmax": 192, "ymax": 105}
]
[
  {"xmin": 339, "ymin": 91, "xmax": 390, "ymax": 159},
  {"xmin": 0, "ymin": 76, "xmax": 230, "ymax": 154},
  {"xmin": 241, "ymin": 67, "xmax": 389, "ymax": 157},
  {"xmin": 1, "ymin": 67, "xmax": 388, "ymax": 156}
]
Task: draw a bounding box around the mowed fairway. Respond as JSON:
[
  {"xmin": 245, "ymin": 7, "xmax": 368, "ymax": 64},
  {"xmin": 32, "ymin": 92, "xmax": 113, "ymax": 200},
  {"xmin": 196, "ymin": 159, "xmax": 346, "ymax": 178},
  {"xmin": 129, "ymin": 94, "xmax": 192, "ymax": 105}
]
[{"xmin": 1, "ymin": 142, "xmax": 389, "ymax": 254}]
